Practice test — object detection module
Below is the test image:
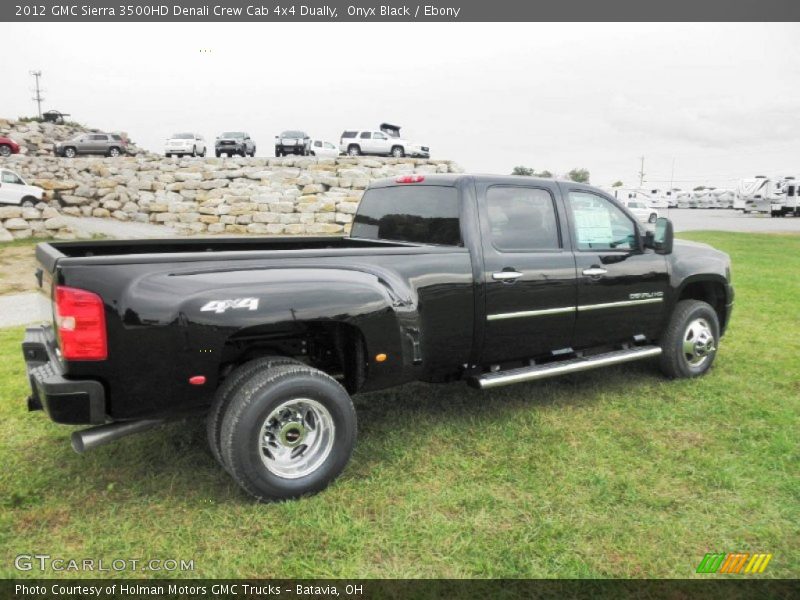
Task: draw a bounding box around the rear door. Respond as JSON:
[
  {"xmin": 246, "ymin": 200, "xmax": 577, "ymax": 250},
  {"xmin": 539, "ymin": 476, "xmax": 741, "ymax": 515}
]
[
  {"xmin": 358, "ymin": 131, "xmax": 372, "ymax": 153},
  {"xmin": 478, "ymin": 182, "xmax": 577, "ymax": 363},
  {"xmin": 562, "ymin": 186, "xmax": 669, "ymax": 348}
]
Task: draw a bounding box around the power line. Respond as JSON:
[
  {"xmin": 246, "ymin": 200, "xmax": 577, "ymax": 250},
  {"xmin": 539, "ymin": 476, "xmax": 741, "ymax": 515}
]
[{"xmin": 30, "ymin": 70, "xmax": 44, "ymax": 119}]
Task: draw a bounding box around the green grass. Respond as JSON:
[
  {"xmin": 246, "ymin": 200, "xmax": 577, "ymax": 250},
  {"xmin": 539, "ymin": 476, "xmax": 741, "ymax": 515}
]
[{"xmin": 0, "ymin": 231, "xmax": 797, "ymax": 579}]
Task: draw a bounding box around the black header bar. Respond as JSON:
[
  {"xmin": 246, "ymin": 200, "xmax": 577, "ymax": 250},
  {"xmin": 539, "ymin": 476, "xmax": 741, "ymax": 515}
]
[{"xmin": 4, "ymin": 0, "xmax": 800, "ymax": 22}]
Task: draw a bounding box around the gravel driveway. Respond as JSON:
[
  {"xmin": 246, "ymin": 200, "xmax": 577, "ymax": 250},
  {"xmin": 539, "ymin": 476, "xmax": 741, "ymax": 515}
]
[{"xmin": 61, "ymin": 216, "xmax": 176, "ymax": 238}]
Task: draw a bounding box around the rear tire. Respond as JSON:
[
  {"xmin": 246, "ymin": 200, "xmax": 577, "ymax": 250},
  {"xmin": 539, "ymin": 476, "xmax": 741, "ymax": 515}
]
[
  {"xmin": 348, "ymin": 145, "xmax": 361, "ymax": 157},
  {"xmin": 659, "ymin": 300, "xmax": 720, "ymax": 379},
  {"xmin": 391, "ymin": 145, "xmax": 404, "ymax": 158},
  {"xmin": 220, "ymin": 364, "xmax": 357, "ymax": 501},
  {"xmin": 108, "ymin": 147, "xmax": 121, "ymax": 158},
  {"xmin": 206, "ymin": 356, "xmax": 301, "ymax": 471},
  {"xmin": 63, "ymin": 147, "xmax": 77, "ymax": 158}
]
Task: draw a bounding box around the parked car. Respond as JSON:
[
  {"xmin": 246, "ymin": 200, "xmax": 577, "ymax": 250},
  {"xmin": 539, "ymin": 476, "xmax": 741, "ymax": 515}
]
[
  {"xmin": 215, "ymin": 132, "xmax": 256, "ymax": 157},
  {"xmin": 0, "ymin": 136, "xmax": 21, "ymax": 157},
  {"xmin": 622, "ymin": 199, "xmax": 659, "ymax": 223},
  {"xmin": 54, "ymin": 133, "xmax": 128, "ymax": 158},
  {"xmin": 165, "ymin": 133, "xmax": 206, "ymax": 158},
  {"xmin": 339, "ymin": 129, "xmax": 430, "ymax": 158},
  {"xmin": 309, "ymin": 139, "xmax": 340, "ymax": 158},
  {"xmin": 0, "ymin": 169, "xmax": 44, "ymax": 206},
  {"xmin": 275, "ymin": 131, "xmax": 311, "ymax": 157},
  {"xmin": 22, "ymin": 174, "xmax": 733, "ymax": 502}
]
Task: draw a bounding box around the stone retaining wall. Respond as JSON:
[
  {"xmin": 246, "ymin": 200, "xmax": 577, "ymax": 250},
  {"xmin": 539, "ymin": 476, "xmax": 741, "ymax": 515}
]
[{"xmin": 0, "ymin": 155, "xmax": 462, "ymax": 238}]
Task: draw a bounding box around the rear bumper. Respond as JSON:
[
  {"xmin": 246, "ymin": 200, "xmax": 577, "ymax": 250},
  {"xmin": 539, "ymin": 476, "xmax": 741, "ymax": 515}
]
[{"xmin": 22, "ymin": 326, "xmax": 105, "ymax": 425}]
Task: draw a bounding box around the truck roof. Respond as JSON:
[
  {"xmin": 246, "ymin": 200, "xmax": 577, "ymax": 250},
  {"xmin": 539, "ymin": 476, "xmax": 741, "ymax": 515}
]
[{"xmin": 369, "ymin": 173, "xmax": 575, "ymax": 189}]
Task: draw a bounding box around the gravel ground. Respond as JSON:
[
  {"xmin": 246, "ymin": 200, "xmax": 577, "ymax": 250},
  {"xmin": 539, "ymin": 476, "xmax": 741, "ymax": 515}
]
[
  {"xmin": 61, "ymin": 216, "xmax": 176, "ymax": 239},
  {"xmin": 664, "ymin": 208, "xmax": 800, "ymax": 233},
  {"xmin": 0, "ymin": 292, "xmax": 50, "ymax": 328}
]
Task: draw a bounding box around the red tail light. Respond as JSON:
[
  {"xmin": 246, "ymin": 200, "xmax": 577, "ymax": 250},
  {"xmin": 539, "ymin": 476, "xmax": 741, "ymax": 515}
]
[
  {"xmin": 395, "ymin": 175, "xmax": 425, "ymax": 184},
  {"xmin": 55, "ymin": 286, "xmax": 107, "ymax": 360}
]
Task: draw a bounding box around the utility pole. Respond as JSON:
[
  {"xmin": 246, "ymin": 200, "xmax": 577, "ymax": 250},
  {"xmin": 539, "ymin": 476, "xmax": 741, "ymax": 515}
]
[
  {"xmin": 669, "ymin": 158, "xmax": 675, "ymax": 190},
  {"xmin": 638, "ymin": 156, "xmax": 645, "ymax": 188},
  {"xmin": 30, "ymin": 70, "xmax": 44, "ymax": 119}
]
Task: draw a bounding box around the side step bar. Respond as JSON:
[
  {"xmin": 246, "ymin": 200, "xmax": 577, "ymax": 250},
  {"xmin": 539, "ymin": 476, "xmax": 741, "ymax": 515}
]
[{"xmin": 470, "ymin": 346, "xmax": 662, "ymax": 390}]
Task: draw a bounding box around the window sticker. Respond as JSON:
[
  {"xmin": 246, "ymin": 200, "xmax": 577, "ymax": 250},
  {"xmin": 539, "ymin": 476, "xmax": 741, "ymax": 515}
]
[{"xmin": 573, "ymin": 208, "xmax": 613, "ymax": 244}]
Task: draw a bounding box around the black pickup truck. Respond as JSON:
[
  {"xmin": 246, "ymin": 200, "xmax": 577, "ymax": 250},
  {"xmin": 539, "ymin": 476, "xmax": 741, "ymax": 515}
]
[{"xmin": 22, "ymin": 174, "xmax": 733, "ymax": 501}]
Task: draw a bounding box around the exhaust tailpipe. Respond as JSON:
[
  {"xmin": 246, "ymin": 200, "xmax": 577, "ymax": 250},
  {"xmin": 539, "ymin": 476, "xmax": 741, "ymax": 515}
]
[{"xmin": 71, "ymin": 419, "xmax": 164, "ymax": 454}]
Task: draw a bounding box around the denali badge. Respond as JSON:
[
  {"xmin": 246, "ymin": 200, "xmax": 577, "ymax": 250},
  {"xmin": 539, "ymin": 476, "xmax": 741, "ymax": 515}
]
[
  {"xmin": 200, "ymin": 298, "xmax": 259, "ymax": 314},
  {"xmin": 629, "ymin": 292, "xmax": 664, "ymax": 300}
]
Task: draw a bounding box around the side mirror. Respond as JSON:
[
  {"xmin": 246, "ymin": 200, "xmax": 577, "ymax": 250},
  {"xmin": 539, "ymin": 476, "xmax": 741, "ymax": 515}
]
[{"xmin": 646, "ymin": 217, "xmax": 673, "ymax": 254}]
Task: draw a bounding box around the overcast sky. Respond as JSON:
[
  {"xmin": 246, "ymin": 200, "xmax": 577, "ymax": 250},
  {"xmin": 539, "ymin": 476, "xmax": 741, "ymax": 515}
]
[{"xmin": 2, "ymin": 22, "xmax": 799, "ymax": 189}]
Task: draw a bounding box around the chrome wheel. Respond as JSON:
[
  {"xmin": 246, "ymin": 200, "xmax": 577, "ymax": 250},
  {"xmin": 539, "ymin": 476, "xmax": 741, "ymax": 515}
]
[
  {"xmin": 348, "ymin": 146, "xmax": 359, "ymax": 156},
  {"xmin": 682, "ymin": 318, "xmax": 716, "ymax": 367},
  {"xmin": 64, "ymin": 147, "xmax": 76, "ymax": 158},
  {"xmin": 392, "ymin": 146, "xmax": 404, "ymax": 157},
  {"xmin": 259, "ymin": 398, "xmax": 335, "ymax": 479},
  {"xmin": 109, "ymin": 147, "xmax": 120, "ymax": 157}
]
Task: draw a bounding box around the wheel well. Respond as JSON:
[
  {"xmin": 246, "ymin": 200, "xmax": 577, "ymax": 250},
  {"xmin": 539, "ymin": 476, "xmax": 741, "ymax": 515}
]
[
  {"xmin": 220, "ymin": 322, "xmax": 367, "ymax": 394},
  {"xmin": 678, "ymin": 280, "xmax": 727, "ymax": 329}
]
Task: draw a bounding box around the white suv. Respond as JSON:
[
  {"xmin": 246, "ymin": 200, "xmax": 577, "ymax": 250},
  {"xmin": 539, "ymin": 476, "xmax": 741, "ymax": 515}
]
[
  {"xmin": 165, "ymin": 133, "xmax": 206, "ymax": 158},
  {"xmin": 0, "ymin": 169, "xmax": 44, "ymax": 207},
  {"xmin": 339, "ymin": 129, "xmax": 430, "ymax": 158},
  {"xmin": 622, "ymin": 199, "xmax": 659, "ymax": 224}
]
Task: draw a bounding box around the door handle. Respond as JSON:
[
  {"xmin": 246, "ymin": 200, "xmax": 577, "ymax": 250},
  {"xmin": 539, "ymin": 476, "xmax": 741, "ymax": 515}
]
[
  {"xmin": 582, "ymin": 267, "xmax": 608, "ymax": 277},
  {"xmin": 492, "ymin": 270, "xmax": 523, "ymax": 282}
]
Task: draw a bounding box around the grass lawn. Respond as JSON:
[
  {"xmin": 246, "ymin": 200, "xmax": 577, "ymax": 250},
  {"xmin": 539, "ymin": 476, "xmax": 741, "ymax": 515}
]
[{"xmin": 0, "ymin": 231, "xmax": 797, "ymax": 579}]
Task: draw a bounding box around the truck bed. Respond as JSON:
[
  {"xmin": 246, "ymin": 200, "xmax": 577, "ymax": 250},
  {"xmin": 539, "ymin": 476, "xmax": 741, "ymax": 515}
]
[{"xmin": 36, "ymin": 236, "xmax": 434, "ymax": 271}]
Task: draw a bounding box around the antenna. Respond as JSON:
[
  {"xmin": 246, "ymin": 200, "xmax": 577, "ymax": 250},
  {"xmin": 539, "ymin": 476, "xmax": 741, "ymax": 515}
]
[
  {"xmin": 30, "ymin": 70, "xmax": 44, "ymax": 119},
  {"xmin": 638, "ymin": 156, "xmax": 645, "ymax": 187}
]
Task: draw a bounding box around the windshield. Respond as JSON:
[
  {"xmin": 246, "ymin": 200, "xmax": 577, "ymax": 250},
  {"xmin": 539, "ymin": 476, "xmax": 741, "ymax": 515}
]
[
  {"xmin": 171, "ymin": 133, "xmax": 194, "ymax": 139},
  {"xmin": 351, "ymin": 185, "xmax": 462, "ymax": 246},
  {"xmin": 281, "ymin": 131, "xmax": 305, "ymax": 138},
  {"xmin": 220, "ymin": 132, "xmax": 244, "ymax": 139}
]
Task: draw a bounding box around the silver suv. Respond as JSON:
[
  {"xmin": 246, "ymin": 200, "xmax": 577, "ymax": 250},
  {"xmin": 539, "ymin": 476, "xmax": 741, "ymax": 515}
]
[{"xmin": 54, "ymin": 133, "xmax": 129, "ymax": 158}]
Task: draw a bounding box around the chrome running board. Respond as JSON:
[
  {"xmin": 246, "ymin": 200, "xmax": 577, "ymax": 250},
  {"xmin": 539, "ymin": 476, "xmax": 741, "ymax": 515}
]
[{"xmin": 470, "ymin": 346, "xmax": 662, "ymax": 390}]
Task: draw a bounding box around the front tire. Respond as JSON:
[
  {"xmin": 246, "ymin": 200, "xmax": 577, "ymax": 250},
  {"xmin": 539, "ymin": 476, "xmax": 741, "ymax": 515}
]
[
  {"xmin": 0, "ymin": 144, "xmax": 11, "ymax": 157},
  {"xmin": 20, "ymin": 197, "xmax": 37, "ymax": 208},
  {"xmin": 391, "ymin": 145, "xmax": 405, "ymax": 158},
  {"xmin": 659, "ymin": 300, "xmax": 720, "ymax": 379},
  {"xmin": 220, "ymin": 364, "xmax": 357, "ymax": 501}
]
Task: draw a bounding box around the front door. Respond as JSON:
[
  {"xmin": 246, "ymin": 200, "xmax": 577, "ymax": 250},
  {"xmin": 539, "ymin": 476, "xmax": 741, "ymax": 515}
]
[
  {"xmin": 0, "ymin": 170, "xmax": 22, "ymax": 205},
  {"xmin": 562, "ymin": 187, "xmax": 669, "ymax": 349},
  {"xmin": 479, "ymin": 183, "xmax": 577, "ymax": 363}
]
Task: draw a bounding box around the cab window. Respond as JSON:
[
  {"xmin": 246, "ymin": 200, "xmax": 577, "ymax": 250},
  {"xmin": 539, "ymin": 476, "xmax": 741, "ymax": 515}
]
[
  {"xmin": 1, "ymin": 171, "xmax": 22, "ymax": 185},
  {"xmin": 567, "ymin": 191, "xmax": 637, "ymax": 251},
  {"xmin": 486, "ymin": 186, "xmax": 560, "ymax": 251}
]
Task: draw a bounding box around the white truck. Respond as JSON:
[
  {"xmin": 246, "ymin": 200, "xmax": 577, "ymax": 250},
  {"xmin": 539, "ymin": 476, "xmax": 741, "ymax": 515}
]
[{"xmin": 0, "ymin": 169, "xmax": 44, "ymax": 207}]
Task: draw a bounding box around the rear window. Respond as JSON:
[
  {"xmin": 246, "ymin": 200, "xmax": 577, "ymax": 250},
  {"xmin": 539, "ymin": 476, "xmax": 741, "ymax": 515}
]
[
  {"xmin": 341, "ymin": 131, "xmax": 357, "ymax": 139},
  {"xmin": 351, "ymin": 185, "xmax": 462, "ymax": 246}
]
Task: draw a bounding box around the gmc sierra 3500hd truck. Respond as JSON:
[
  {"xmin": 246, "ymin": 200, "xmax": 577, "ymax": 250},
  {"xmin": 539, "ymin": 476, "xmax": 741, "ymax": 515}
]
[{"xmin": 22, "ymin": 174, "xmax": 733, "ymax": 501}]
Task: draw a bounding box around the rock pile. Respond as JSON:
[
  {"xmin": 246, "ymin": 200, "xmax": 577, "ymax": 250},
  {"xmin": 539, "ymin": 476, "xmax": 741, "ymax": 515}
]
[
  {"xmin": 0, "ymin": 117, "xmax": 145, "ymax": 157},
  {"xmin": 0, "ymin": 154, "xmax": 462, "ymax": 237}
]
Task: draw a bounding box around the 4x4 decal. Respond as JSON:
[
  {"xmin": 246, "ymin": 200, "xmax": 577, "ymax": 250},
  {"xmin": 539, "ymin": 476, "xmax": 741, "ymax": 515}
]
[{"xmin": 200, "ymin": 298, "xmax": 259, "ymax": 314}]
